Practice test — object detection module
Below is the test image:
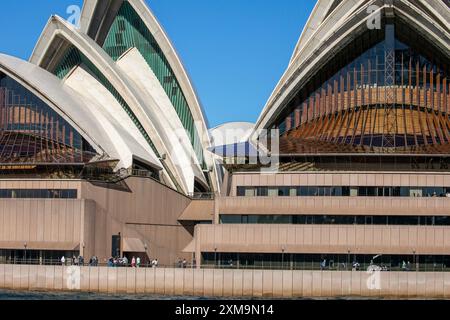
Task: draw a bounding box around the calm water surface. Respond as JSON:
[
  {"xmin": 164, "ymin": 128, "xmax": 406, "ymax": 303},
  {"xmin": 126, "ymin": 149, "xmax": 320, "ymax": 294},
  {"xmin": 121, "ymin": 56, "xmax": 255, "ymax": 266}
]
[
  {"xmin": 0, "ymin": 289, "xmax": 215, "ymax": 300},
  {"xmin": 0, "ymin": 289, "xmax": 416, "ymax": 300}
]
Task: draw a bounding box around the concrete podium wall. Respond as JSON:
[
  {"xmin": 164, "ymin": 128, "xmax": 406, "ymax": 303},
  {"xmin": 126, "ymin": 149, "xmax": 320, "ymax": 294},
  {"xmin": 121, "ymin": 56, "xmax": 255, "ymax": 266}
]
[{"xmin": 1, "ymin": 264, "xmax": 450, "ymax": 298}]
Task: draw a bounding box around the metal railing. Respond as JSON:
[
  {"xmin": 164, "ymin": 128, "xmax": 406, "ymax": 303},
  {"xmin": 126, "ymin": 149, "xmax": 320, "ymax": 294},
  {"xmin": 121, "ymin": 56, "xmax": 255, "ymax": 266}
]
[
  {"xmin": 200, "ymin": 262, "xmax": 450, "ymax": 272},
  {"xmin": 0, "ymin": 258, "xmax": 194, "ymax": 269},
  {"xmin": 1, "ymin": 258, "xmax": 448, "ymax": 272},
  {"xmin": 128, "ymin": 168, "xmax": 159, "ymax": 180},
  {"xmin": 188, "ymin": 192, "xmax": 215, "ymax": 200}
]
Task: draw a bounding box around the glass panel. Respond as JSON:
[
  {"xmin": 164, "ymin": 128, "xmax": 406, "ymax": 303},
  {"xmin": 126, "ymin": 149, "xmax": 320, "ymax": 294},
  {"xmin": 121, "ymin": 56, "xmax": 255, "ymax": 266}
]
[
  {"xmin": 268, "ymin": 188, "xmax": 278, "ymax": 197},
  {"xmin": 244, "ymin": 188, "xmax": 256, "ymax": 197},
  {"xmin": 102, "ymin": 1, "xmax": 205, "ymax": 167},
  {"xmin": 0, "ymin": 74, "xmax": 96, "ymax": 164},
  {"xmin": 289, "ymin": 188, "xmax": 297, "ymax": 197},
  {"xmin": 274, "ymin": 23, "xmax": 449, "ymax": 150}
]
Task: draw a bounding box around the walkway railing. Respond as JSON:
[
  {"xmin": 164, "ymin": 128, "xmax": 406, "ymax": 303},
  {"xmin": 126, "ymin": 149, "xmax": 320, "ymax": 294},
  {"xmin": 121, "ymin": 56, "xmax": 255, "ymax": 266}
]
[
  {"xmin": 200, "ymin": 262, "xmax": 449, "ymax": 272},
  {"xmin": 1, "ymin": 259, "xmax": 448, "ymax": 272},
  {"xmin": 188, "ymin": 192, "xmax": 215, "ymax": 200}
]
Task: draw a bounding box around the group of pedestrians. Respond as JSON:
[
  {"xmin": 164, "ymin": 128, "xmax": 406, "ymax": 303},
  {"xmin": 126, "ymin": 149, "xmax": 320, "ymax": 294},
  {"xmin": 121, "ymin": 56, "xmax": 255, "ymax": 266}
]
[
  {"xmin": 60, "ymin": 255, "xmax": 82, "ymax": 266},
  {"xmin": 402, "ymin": 260, "xmax": 412, "ymax": 271},
  {"xmin": 59, "ymin": 255, "xmax": 158, "ymax": 268},
  {"xmin": 176, "ymin": 258, "xmax": 188, "ymax": 268},
  {"xmin": 60, "ymin": 255, "xmax": 99, "ymax": 266},
  {"xmin": 106, "ymin": 256, "xmax": 159, "ymax": 268}
]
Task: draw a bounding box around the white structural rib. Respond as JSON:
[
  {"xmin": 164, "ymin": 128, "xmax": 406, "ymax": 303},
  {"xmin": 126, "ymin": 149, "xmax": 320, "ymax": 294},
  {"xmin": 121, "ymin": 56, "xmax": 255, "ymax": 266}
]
[
  {"xmin": 31, "ymin": 16, "xmax": 190, "ymax": 192},
  {"xmin": 117, "ymin": 48, "xmax": 206, "ymax": 191},
  {"xmin": 255, "ymin": 0, "xmax": 450, "ymax": 132},
  {"xmin": 30, "ymin": 15, "xmax": 210, "ymax": 193},
  {"xmin": 64, "ymin": 65, "xmax": 161, "ymax": 170},
  {"xmin": 289, "ymin": 0, "xmax": 341, "ymax": 64},
  {"xmin": 81, "ymin": 0, "xmax": 211, "ymax": 147},
  {"xmin": 79, "ymin": 0, "xmax": 219, "ymax": 192},
  {"xmin": 209, "ymin": 122, "xmax": 254, "ymax": 148},
  {"xmin": 0, "ymin": 53, "xmax": 160, "ymax": 170}
]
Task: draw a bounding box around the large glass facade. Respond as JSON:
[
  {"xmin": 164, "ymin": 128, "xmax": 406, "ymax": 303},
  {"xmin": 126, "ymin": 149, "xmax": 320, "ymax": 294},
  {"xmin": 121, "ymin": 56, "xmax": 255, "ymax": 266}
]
[
  {"xmin": 0, "ymin": 73, "xmax": 96, "ymax": 164},
  {"xmin": 102, "ymin": 1, "xmax": 206, "ymax": 168},
  {"xmin": 0, "ymin": 249, "xmax": 79, "ymax": 265},
  {"xmin": 275, "ymin": 22, "xmax": 450, "ymax": 151},
  {"xmin": 237, "ymin": 186, "xmax": 450, "ymax": 198},
  {"xmin": 201, "ymin": 252, "xmax": 450, "ymax": 272},
  {"xmin": 220, "ymin": 214, "xmax": 450, "ymax": 226},
  {"xmin": 0, "ymin": 189, "xmax": 77, "ymax": 199}
]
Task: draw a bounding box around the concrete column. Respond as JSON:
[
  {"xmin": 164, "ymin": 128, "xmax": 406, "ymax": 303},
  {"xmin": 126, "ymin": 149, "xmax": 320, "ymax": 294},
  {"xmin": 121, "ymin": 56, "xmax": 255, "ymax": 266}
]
[{"xmin": 195, "ymin": 226, "xmax": 201, "ymax": 270}]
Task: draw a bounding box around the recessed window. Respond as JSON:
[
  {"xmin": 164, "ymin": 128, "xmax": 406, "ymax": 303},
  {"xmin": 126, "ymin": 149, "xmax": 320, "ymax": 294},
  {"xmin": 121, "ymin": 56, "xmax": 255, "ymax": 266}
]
[
  {"xmin": 0, "ymin": 189, "xmax": 77, "ymax": 199},
  {"xmin": 164, "ymin": 76, "xmax": 173, "ymax": 83},
  {"xmin": 118, "ymin": 19, "xmax": 126, "ymax": 32},
  {"xmin": 115, "ymin": 33, "xmax": 123, "ymax": 45}
]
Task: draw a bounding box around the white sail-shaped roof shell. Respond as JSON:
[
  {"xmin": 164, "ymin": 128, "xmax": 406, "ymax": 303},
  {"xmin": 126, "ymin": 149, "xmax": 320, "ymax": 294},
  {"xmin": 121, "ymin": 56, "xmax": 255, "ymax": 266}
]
[
  {"xmin": 255, "ymin": 0, "xmax": 450, "ymax": 132},
  {"xmin": 0, "ymin": 53, "xmax": 161, "ymax": 170},
  {"xmin": 78, "ymin": 0, "xmax": 219, "ymax": 192},
  {"xmin": 30, "ymin": 15, "xmax": 212, "ymax": 193}
]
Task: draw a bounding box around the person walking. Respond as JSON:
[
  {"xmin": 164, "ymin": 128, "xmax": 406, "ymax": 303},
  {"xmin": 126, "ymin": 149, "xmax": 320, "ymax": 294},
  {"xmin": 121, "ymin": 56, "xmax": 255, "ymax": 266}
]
[
  {"xmin": 61, "ymin": 256, "xmax": 66, "ymax": 266},
  {"xmin": 320, "ymin": 259, "xmax": 327, "ymax": 270}
]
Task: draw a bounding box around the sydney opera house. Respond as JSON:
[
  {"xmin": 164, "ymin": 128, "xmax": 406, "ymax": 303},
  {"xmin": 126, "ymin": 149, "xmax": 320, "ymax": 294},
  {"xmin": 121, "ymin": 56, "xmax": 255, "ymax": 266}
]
[{"xmin": 0, "ymin": 0, "xmax": 449, "ymax": 271}]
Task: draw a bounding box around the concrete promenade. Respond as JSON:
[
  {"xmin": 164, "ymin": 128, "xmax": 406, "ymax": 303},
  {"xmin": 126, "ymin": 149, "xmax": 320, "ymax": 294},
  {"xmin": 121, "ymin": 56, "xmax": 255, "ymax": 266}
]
[{"xmin": 1, "ymin": 264, "xmax": 450, "ymax": 298}]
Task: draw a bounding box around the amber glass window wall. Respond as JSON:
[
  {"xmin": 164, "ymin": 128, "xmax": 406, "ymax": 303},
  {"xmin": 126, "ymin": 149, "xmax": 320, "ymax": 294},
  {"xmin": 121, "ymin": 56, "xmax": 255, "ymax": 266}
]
[
  {"xmin": 275, "ymin": 23, "xmax": 450, "ymax": 150},
  {"xmin": 0, "ymin": 73, "xmax": 97, "ymax": 164}
]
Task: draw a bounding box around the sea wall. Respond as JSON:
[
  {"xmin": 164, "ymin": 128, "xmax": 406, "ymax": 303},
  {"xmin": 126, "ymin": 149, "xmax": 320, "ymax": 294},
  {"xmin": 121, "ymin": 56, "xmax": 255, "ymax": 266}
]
[{"xmin": 0, "ymin": 264, "xmax": 450, "ymax": 298}]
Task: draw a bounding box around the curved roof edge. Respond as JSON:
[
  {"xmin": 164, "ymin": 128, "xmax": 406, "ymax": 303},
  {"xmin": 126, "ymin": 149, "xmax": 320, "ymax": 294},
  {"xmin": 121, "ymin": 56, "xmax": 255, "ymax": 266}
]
[
  {"xmin": 209, "ymin": 122, "xmax": 254, "ymax": 147},
  {"xmin": 289, "ymin": 0, "xmax": 340, "ymax": 64},
  {"xmin": 29, "ymin": 14, "xmax": 214, "ymax": 193},
  {"xmin": 79, "ymin": 0, "xmax": 220, "ymax": 192},
  {"xmin": 0, "ymin": 53, "xmax": 141, "ymax": 168},
  {"xmin": 255, "ymin": 0, "xmax": 450, "ymax": 132},
  {"xmin": 81, "ymin": 0, "xmax": 211, "ymax": 149}
]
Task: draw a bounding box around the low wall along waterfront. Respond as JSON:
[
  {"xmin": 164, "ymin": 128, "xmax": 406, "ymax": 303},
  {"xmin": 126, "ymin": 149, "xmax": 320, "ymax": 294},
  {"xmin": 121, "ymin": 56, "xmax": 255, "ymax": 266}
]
[{"xmin": 0, "ymin": 265, "xmax": 450, "ymax": 298}]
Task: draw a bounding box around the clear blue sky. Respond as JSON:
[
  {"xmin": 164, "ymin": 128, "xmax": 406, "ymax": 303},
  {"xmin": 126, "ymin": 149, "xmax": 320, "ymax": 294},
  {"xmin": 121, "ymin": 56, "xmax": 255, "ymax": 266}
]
[{"xmin": 0, "ymin": 0, "xmax": 315, "ymax": 128}]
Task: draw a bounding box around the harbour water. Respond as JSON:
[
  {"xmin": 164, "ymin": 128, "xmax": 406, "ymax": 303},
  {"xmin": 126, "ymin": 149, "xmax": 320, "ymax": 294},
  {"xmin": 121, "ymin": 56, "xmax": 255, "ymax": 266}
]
[{"xmin": 0, "ymin": 289, "xmax": 213, "ymax": 300}]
